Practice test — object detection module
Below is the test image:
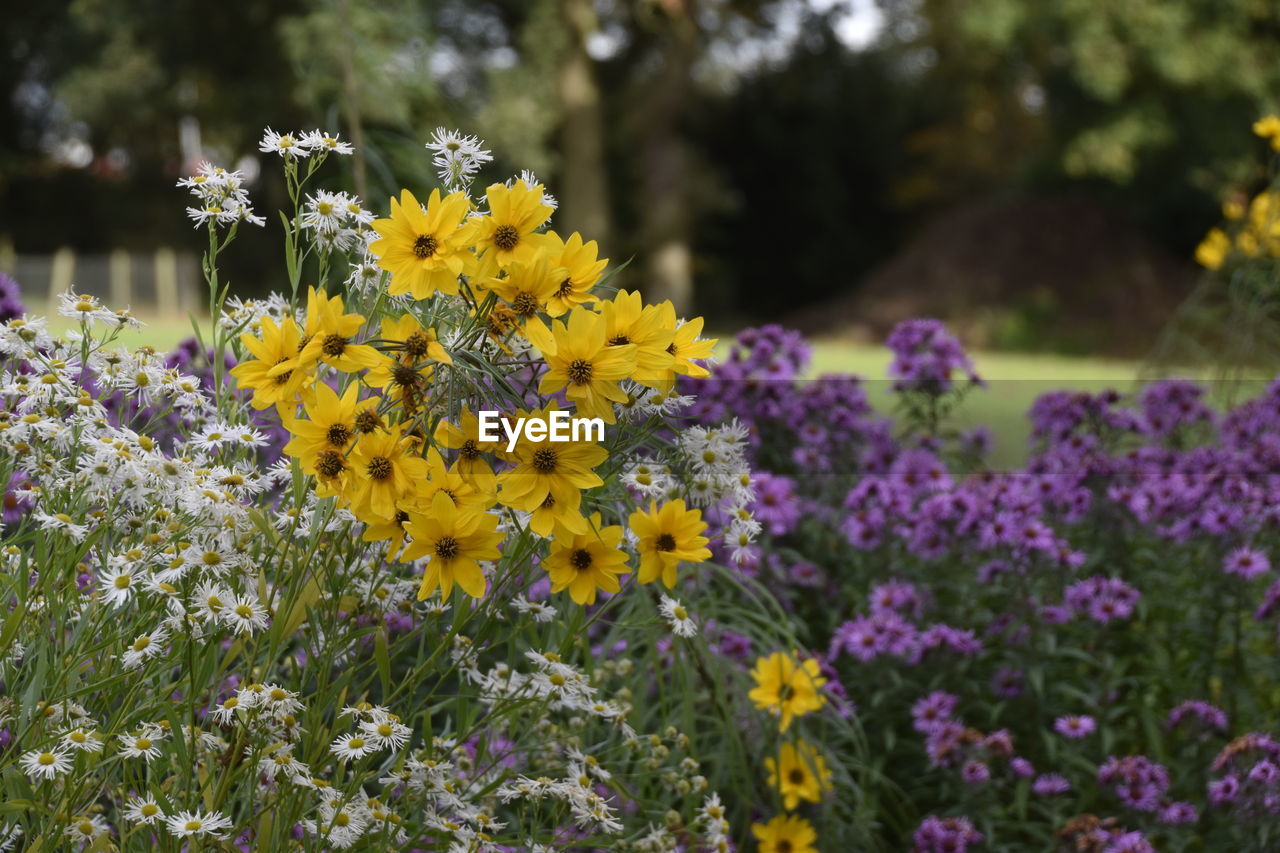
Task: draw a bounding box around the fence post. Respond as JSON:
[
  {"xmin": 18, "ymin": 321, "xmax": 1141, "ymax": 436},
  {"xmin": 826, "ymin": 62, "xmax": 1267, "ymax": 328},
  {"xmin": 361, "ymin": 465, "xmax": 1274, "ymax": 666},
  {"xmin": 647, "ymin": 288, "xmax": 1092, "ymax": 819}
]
[
  {"xmin": 49, "ymin": 247, "xmax": 75, "ymax": 304},
  {"xmin": 110, "ymin": 248, "xmax": 132, "ymax": 308},
  {"xmin": 154, "ymin": 247, "xmax": 178, "ymax": 316}
]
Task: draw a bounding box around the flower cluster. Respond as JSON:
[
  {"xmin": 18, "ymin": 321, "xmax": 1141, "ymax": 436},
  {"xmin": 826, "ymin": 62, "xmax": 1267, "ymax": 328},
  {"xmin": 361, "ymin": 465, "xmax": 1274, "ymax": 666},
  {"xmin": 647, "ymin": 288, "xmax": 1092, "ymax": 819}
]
[
  {"xmin": 0, "ymin": 128, "xmax": 813, "ymax": 851},
  {"xmin": 684, "ymin": 313, "xmax": 1280, "ymax": 847}
]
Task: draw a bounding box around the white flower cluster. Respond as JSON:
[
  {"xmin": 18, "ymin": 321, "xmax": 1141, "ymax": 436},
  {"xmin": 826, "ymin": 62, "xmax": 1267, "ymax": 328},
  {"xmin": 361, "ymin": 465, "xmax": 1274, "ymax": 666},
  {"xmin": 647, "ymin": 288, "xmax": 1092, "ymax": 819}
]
[
  {"xmin": 426, "ymin": 127, "xmax": 493, "ymax": 191},
  {"xmin": 259, "ymin": 127, "xmax": 354, "ymax": 159},
  {"xmin": 300, "ymin": 189, "xmax": 376, "ymax": 253},
  {"xmin": 219, "ymin": 292, "xmax": 296, "ymax": 334},
  {"xmin": 177, "ymin": 161, "xmax": 266, "ymax": 228}
]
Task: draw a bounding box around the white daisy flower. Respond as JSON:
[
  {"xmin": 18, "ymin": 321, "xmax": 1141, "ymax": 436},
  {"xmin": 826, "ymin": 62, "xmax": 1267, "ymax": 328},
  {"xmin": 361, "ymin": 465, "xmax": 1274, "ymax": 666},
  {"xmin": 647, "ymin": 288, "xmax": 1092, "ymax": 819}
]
[
  {"xmin": 330, "ymin": 732, "xmax": 374, "ymax": 763},
  {"xmin": 659, "ymin": 595, "xmax": 698, "ymax": 638},
  {"xmin": 19, "ymin": 747, "xmax": 73, "ymax": 781},
  {"xmin": 301, "ymin": 129, "xmax": 355, "ymax": 155},
  {"xmin": 259, "ymin": 127, "xmax": 309, "ymax": 158},
  {"xmin": 164, "ymin": 808, "xmax": 232, "ymax": 839},
  {"xmin": 359, "ymin": 714, "xmax": 411, "ymax": 751},
  {"xmin": 63, "ymin": 814, "xmax": 110, "ymax": 844},
  {"xmin": 117, "ymin": 728, "xmax": 164, "ymax": 762},
  {"xmin": 122, "ymin": 794, "xmax": 165, "ymax": 825},
  {"xmin": 221, "ymin": 594, "xmax": 269, "ymax": 633},
  {"xmin": 61, "ymin": 727, "xmax": 103, "ymax": 753}
]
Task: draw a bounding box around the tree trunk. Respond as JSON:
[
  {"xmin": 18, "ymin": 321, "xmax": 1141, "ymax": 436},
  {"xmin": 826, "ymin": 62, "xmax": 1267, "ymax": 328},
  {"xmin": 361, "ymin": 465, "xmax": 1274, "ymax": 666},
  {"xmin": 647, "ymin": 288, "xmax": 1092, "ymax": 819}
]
[
  {"xmin": 637, "ymin": 4, "xmax": 698, "ymax": 314},
  {"xmin": 556, "ymin": 0, "xmax": 611, "ymax": 249}
]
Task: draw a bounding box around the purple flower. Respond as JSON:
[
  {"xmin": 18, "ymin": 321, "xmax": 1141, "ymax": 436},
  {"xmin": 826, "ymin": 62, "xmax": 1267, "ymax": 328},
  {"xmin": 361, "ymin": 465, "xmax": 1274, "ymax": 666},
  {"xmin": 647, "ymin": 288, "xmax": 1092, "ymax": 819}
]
[
  {"xmin": 1032, "ymin": 773, "xmax": 1071, "ymax": 795},
  {"xmin": 1158, "ymin": 801, "xmax": 1198, "ymax": 824},
  {"xmin": 1224, "ymin": 546, "xmax": 1270, "ymax": 580},
  {"xmin": 911, "ymin": 691, "xmax": 959, "ymax": 734},
  {"xmin": 1167, "ymin": 699, "xmax": 1228, "ymax": 733},
  {"xmin": 913, "ymin": 815, "xmax": 983, "ymax": 853},
  {"xmin": 0, "ymin": 272, "xmax": 25, "ymax": 322},
  {"xmin": 961, "ymin": 760, "xmax": 990, "ymax": 784},
  {"xmin": 1055, "ymin": 715, "xmax": 1096, "ymax": 739},
  {"xmin": 886, "ymin": 318, "xmax": 981, "ymax": 394}
]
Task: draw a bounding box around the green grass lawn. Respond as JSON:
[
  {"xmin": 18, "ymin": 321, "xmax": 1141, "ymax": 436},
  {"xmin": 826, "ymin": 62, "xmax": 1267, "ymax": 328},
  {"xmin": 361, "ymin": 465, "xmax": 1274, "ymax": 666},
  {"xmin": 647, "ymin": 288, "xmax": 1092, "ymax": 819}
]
[
  {"xmin": 34, "ymin": 304, "xmax": 1157, "ymax": 468},
  {"xmin": 802, "ymin": 339, "xmax": 1146, "ymax": 468}
]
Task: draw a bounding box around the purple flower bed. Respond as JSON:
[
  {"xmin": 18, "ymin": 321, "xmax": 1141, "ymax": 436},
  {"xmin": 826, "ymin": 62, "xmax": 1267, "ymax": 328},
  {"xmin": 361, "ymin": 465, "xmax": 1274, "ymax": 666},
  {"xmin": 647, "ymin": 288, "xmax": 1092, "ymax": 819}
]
[{"xmin": 684, "ymin": 321, "xmax": 1280, "ymax": 849}]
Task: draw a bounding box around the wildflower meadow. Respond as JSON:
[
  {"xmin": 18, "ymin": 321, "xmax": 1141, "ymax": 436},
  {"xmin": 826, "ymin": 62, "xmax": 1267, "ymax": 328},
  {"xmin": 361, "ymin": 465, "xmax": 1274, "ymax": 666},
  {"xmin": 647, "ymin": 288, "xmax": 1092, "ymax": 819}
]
[{"xmin": 2, "ymin": 120, "xmax": 1280, "ymax": 853}]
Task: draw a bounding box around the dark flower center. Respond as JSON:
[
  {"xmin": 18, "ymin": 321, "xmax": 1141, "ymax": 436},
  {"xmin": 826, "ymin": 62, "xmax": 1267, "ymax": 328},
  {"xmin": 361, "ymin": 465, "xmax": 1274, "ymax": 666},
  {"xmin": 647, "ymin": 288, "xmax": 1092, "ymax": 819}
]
[
  {"xmin": 435, "ymin": 536, "xmax": 458, "ymax": 559},
  {"xmin": 493, "ymin": 224, "xmax": 520, "ymax": 251},
  {"xmin": 354, "ymin": 410, "xmax": 382, "ymax": 433},
  {"xmin": 392, "ymin": 364, "xmax": 419, "ymax": 388},
  {"xmin": 403, "ymin": 331, "xmax": 432, "ymax": 358},
  {"xmin": 532, "ymin": 448, "xmax": 558, "ymax": 473},
  {"xmin": 413, "ymin": 234, "xmax": 438, "ymax": 259},
  {"xmin": 460, "ymin": 439, "xmax": 480, "ymax": 459},
  {"xmin": 316, "ymin": 451, "xmax": 346, "ymax": 478},
  {"xmin": 777, "ymin": 842, "xmax": 793, "ymax": 853},
  {"xmin": 655, "ymin": 533, "xmax": 677, "ymax": 552},
  {"xmin": 326, "ymin": 424, "xmax": 352, "ymax": 447},
  {"xmin": 666, "ymin": 342, "xmax": 677, "ymax": 355},
  {"xmin": 789, "ymin": 768, "xmax": 806, "ymax": 784},
  {"xmin": 321, "ymin": 334, "xmax": 347, "ymax": 357},
  {"xmin": 367, "ymin": 456, "xmax": 393, "ymax": 480},
  {"xmin": 567, "ymin": 359, "xmax": 593, "ymax": 385},
  {"xmin": 556, "ymin": 278, "xmax": 574, "ymax": 297},
  {"xmin": 511, "ymin": 291, "xmax": 539, "ymax": 317},
  {"xmin": 570, "ymin": 549, "xmax": 593, "ymax": 571},
  {"xmin": 273, "ymin": 357, "xmax": 294, "ymax": 385},
  {"xmin": 608, "ymin": 335, "xmax": 631, "ymax": 346}
]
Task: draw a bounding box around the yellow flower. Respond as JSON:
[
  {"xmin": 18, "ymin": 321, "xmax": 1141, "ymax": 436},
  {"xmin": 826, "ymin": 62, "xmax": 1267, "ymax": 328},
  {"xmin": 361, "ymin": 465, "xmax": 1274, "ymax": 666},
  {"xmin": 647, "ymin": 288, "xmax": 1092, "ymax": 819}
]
[
  {"xmin": 401, "ymin": 490, "xmax": 503, "ymax": 600},
  {"xmin": 282, "ymin": 382, "xmax": 378, "ymax": 475},
  {"xmin": 1253, "ymin": 115, "xmax": 1280, "ymax": 152},
  {"xmin": 543, "ymin": 514, "xmax": 630, "ymax": 605},
  {"xmin": 1195, "ymin": 227, "xmax": 1230, "ymax": 270},
  {"xmin": 361, "ymin": 509, "xmax": 411, "ymax": 561},
  {"xmin": 472, "ymin": 180, "xmax": 553, "ymax": 274},
  {"xmin": 363, "ymin": 316, "xmax": 450, "ymax": 410},
  {"xmin": 483, "ymin": 257, "xmax": 565, "ymax": 353},
  {"xmin": 486, "ymin": 256, "xmax": 568, "ymax": 320},
  {"xmin": 230, "ymin": 315, "xmax": 313, "ymax": 411},
  {"xmin": 272, "ymin": 287, "xmax": 381, "ymax": 376},
  {"xmin": 751, "ymin": 815, "xmax": 818, "ymax": 853},
  {"xmin": 749, "ymin": 652, "xmax": 827, "ymax": 733},
  {"xmin": 657, "ymin": 304, "xmax": 717, "ymax": 386},
  {"xmin": 628, "ymin": 499, "xmax": 711, "ymax": 588},
  {"xmin": 537, "ymin": 307, "xmax": 636, "ymax": 424},
  {"xmin": 376, "ymin": 314, "xmax": 453, "ymax": 366},
  {"xmin": 765, "ymin": 740, "xmax": 833, "ymax": 810},
  {"xmin": 598, "ymin": 289, "xmax": 676, "ymax": 388},
  {"xmin": 434, "ymin": 407, "xmax": 503, "ymax": 492},
  {"xmin": 496, "ymin": 405, "xmax": 607, "ymax": 538},
  {"xmin": 416, "ymin": 446, "xmax": 496, "ymax": 512},
  {"xmin": 542, "ymin": 230, "xmax": 607, "ymax": 316},
  {"xmin": 370, "ymin": 188, "xmax": 473, "ymax": 299},
  {"xmin": 346, "ymin": 426, "xmax": 429, "ymax": 522}
]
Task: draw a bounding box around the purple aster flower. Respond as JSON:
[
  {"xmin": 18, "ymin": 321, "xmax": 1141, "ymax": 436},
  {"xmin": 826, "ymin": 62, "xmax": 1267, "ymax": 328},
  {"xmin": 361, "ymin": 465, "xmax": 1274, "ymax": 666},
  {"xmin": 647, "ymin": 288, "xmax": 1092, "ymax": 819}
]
[
  {"xmin": 913, "ymin": 815, "xmax": 983, "ymax": 853},
  {"xmin": 961, "ymin": 760, "xmax": 990, "ymax": 784},
  {"xmin": 1158, "ymin": 801, "xmax": 1198, "ymax": 824},
  {"xmin": 1032, "ymin": 773, "xmax": 1071, "ymax": 796},
  {"xmin": 1224, "ymin": 546, "xmax": 1270, "ymax": 580},
  {"xmin": 1055, "ymin": 715, "xmax": 1097, "ymax": 739},
  {"xmin": 911, "ymin": 691, "xmax": 959, "ymax": 733},
  {"xmin": 0, "ymin": 272, "xmax": 25, "ymax": 322}
]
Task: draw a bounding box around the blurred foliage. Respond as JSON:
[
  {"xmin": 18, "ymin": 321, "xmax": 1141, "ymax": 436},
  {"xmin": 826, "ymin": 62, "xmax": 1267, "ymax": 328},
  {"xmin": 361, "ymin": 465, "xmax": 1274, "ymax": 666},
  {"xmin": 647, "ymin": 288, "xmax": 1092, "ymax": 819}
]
[{"xmin": 2, "ymin": 0, "xmax": 1279, "ymax": 349}]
